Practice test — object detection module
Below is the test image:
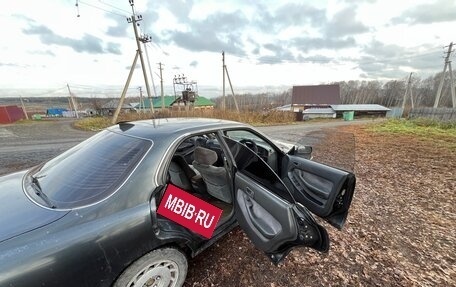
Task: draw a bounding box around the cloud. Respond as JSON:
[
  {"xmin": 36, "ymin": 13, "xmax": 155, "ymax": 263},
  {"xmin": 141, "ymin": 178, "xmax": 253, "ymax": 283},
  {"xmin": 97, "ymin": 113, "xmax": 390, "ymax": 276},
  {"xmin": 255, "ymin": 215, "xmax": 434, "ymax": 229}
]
[
  {"xmin": 106, "ymin": 14, "xmax": 129, "ymax": 38},
  {"xmin": 342, "ymin": 0, "xmax": 376, "ymax": 3},
  {"xmin": 0, "ymin": 63, "xmax": 23, "ymax": 67},
  {"xmin": 292, "ymin": 36, "xmax": 356, "ymax": 52},
  {"xmin": 325, "ymin": 6, "xmax": 369, "ymax": 37},
  {"xmin": 297, "ymin": 55, "xmax": 333, "ymax": 64},
  {"xmin": 23, "ymin": 23, "xmax": 121, "ymax": 55},
  {"xmin": 356, "ymin": 41, "xmax": 442, "ymax": 78},
  {"xmin": 257, "ymin": 50, "xmax": 296, "ymax": 64},
  {"xmin": 189, "ymin": 60, "xmax": 198, "ymax": 67},
  {"xmin": 162, "ymin": 11, "xmax": 248, "ymax": 56},
  {"xmin": 161, "ymin": 0, "xmax": 194, "ymax": 22},
  {"xmin": 125, "ymin": 64, "xmax": 141, "ymax": 70},
  {"xmin": 105, "ymin": 43, "xmax": 122, "ymax": 55},
  {"xmin": 392, "ymin": 0, "xmax": 456, "ymax": 24},
  {"xmin": 253, "ymin": 3, "xmax": 326, "ymax": 33},
  {"xmin": 29, "ymin": 50, "xmax": 56, "ymax": 57}
]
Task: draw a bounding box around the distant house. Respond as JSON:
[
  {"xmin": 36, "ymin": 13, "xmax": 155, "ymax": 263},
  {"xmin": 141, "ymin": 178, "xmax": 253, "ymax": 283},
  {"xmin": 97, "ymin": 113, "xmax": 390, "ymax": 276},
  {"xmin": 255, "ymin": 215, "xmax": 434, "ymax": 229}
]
[
  {"xmin": 292, "ymin": 84, "xmax": 341, "ymax": 110},
  {"xmin": 46, "ymin": 108, "xmax": 68, "ymax": 117},
  {"xmin": 100, "ymin": 100, "xmax": 134, "ymax": 116},
  {"xmin": 0, "ymin": 105, "xmax": 25, "ymax": 124}
]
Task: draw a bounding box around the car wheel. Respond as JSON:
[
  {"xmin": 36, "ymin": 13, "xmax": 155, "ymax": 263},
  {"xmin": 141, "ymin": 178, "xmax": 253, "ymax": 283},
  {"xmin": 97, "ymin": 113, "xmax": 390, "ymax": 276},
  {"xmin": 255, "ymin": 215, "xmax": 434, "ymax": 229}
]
[{"xmin": 114, "ymin": 248, "xmax": 188, "ymax": 287}]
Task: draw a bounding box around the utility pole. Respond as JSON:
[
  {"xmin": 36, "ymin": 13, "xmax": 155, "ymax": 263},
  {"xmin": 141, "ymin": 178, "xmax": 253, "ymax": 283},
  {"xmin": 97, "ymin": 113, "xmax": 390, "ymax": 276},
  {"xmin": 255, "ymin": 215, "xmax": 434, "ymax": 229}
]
[
  {"xmin": 112, "ymin": 0, "xmax": 154, "ymax": 124},
  {"xmin": 224, "ymin": 65, "xmax": 240, "ymax": 113},
  {"xmin": 19, "ymin": 95, "xmax": 28, "ymax": 120},
  {"xmin": 401, "ymin": 72, "xmax": 413, "ymax": 117},
  {"xmin": 128, "ymin": 0, "xmax": 153, "ymax": 114},
  {"xmin": 138, "ymin": 34, "xmax": 154, "ymax": 113},
  {"xmin": 222, "ymin": 51, "xmax": 226, "ymax": 111},
  {"xmin": 158, "ymin": 62, "xmax": 165, "ymax": 111},
  {"xmin": 112, "ymin": 52, "xmax": 139, "ymax": 124},
  {"xmin": 143, "ymin": 41, "xmax": 158, "ymax": 98},
  {"xmin": 221, "ymin": 52, "xmax": 240, "ymax": 113},
  {"xmin": 434, "ymin": 42, "xmax": 455, "ymax": 108},
  {"xmin": 451, "ymin": 59, "xmax": 456, "ymax": 108},
  {"xmin": 138, "ymin": 86, "xmax": 144, "ymax": 112},
  {"xmin": 67, "ymin": 84, "xmax": 79, "ymax": 119}
]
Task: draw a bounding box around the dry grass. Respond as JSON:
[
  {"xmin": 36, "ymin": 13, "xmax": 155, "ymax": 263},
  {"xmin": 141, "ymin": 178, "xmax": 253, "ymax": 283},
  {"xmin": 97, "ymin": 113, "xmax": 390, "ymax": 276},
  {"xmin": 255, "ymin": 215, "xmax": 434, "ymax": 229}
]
[{"xmin": 74, "ymin": 109, "xmax": 297, "ymax": 131}]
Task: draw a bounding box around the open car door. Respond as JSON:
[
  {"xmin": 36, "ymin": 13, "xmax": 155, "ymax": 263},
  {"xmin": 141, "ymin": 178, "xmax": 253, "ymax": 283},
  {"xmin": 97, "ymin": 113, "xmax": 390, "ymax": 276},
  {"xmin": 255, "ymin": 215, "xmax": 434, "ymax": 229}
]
[
  {"xmin": 282, "ymin": 155, "xmax": 356, "ymax": 229},
  {"xmin": 222, "ymin": 136, "xmax": 329, "ymax": 264}
]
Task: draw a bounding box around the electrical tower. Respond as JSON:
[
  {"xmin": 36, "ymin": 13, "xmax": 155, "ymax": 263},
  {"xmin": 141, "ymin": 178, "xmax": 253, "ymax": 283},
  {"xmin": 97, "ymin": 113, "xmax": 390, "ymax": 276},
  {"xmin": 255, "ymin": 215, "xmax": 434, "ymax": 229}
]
[
  {"xmin": 434, "ymin": 42, "xmax": 455, "ymax": 108},
  {"xmin": 173, "ymin": 74, "xmax": 198, "ymax": 110}
]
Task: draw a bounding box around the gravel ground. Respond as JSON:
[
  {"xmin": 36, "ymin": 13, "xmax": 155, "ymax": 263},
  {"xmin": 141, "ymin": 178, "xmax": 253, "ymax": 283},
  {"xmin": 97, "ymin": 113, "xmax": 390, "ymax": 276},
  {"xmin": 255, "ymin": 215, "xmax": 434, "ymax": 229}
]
[
  {"xmin": 184, "ymin": 125, "xmax": 456, "ymax": 287},
  {"xmin": 0, "ymin": 119, "xmax": 94, "ymax": 175}
]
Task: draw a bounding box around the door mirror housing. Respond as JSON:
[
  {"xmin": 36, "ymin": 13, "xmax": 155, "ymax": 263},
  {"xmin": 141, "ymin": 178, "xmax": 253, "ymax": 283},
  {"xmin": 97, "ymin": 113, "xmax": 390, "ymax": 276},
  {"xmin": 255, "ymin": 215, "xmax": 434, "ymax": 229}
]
[{"xmin": 288, "ymin": 145, "xmax": 313, "ymax": 160}]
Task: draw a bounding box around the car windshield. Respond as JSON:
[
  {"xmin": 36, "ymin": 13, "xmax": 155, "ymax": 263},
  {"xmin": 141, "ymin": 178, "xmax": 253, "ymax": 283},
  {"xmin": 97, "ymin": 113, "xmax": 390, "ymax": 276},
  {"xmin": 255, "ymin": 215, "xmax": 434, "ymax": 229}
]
[{"xmin": 27, "ymin": 130, "xmax": 152, "ymax": 209}]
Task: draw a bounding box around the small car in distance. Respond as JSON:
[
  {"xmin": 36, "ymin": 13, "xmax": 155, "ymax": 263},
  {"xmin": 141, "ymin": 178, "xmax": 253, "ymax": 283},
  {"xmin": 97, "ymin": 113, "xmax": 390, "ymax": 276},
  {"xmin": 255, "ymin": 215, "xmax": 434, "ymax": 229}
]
[{"xmin": 0, "ymin": 118, "xmax": 356, "ymax": 287}]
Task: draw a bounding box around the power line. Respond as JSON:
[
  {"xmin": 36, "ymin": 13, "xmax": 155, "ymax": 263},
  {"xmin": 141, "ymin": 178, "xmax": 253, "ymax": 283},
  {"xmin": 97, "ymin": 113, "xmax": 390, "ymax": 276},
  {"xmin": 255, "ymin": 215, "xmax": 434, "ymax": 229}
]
[
  {"xmin": 78, "ymin": 0, "xmax": 127, "ymax": 18},
  {"xmin": 97, "ymin": 0, "xmax": 131, "ymax": 14}
]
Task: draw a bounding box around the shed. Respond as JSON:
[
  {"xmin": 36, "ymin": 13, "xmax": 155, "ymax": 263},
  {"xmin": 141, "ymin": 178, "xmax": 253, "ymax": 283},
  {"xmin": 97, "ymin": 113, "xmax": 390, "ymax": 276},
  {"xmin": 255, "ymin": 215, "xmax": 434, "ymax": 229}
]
[
  {"xmin": 330, "ymin": 104, "xmax": 390, "ymax": 118},
  {"xmin": 273, "ymin": 104, "xmax": 298, "ymax": 112},
  {"xmin": 46, "ymin": 108, "xmax": 68, "ymax": 117},
  {"xmin": 0, "ymin": 105, "xmax": 25, "ymax": 124},
  {"xmin": 302, "ymin": 108, "xmax": 337, "ymax": 119}
]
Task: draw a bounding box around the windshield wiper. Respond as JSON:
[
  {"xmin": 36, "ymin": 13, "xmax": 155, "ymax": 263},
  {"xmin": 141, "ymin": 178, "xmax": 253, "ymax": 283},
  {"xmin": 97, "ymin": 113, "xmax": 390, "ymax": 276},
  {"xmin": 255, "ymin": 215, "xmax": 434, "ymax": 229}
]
[{"xmin": 31, "ymin": 175, "xmax": 56, "ymax": 209}]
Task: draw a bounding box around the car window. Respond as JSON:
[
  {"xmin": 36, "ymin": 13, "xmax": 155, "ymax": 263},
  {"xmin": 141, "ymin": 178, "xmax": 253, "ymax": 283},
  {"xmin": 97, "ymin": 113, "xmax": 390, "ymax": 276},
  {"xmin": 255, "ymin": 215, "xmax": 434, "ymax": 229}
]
[
  {"xmin": 28, "ymin": 130, "xmax": 152, "ymax": 209},
  {"xmin": 222, "ymin": 136, "xmax": 294, "ymax": 203},
  {"xmin": 224, "ymin": 129, "xmax": 279, "ymax": 172}
]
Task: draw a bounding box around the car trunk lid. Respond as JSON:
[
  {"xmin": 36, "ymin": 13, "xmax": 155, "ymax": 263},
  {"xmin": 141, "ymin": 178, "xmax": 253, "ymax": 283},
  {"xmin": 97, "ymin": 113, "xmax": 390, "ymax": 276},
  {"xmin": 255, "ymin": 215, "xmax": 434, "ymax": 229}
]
[{"xmin": 0, "ymin": 171, "xmax": 69, "ymax": 243}]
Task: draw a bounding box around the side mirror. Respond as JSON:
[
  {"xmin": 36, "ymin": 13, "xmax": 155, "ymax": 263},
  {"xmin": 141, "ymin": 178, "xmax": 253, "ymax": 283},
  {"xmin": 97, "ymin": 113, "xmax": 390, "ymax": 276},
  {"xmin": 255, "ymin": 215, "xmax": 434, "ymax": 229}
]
[{"xmin": 288, "ymin": 145, "xmax": 313, "ymax": 160}]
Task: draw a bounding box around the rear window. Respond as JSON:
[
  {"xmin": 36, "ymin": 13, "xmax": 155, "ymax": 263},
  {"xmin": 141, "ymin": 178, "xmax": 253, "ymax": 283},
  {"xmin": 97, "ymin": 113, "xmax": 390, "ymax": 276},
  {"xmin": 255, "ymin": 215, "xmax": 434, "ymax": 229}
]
[{"xmin": 29, "ymin": 130, "xmax": 152, "ymax": 209}]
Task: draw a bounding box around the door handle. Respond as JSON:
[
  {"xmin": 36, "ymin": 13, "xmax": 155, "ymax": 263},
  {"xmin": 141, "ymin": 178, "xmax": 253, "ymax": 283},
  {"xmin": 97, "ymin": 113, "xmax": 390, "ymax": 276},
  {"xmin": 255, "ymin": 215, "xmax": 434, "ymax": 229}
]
[{"xmin": 245, "ymin": 187, "xmax": 254, "ymax": 198}]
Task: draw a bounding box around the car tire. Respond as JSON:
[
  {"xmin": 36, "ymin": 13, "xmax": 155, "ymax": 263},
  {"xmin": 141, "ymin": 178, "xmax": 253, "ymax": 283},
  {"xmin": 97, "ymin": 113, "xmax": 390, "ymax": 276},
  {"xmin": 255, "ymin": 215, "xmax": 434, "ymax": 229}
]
[{"xmin": 113, "ymin": 247, "xmax": 188, "ymax": 287}]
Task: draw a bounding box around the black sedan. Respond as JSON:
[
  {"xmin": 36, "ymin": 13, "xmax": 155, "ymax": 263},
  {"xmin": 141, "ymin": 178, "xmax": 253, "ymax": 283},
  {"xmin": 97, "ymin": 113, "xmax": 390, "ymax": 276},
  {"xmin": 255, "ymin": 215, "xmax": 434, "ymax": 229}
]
[{"xmin": 0, "ymin": 118, "xmax": 355, "ymax": 287}]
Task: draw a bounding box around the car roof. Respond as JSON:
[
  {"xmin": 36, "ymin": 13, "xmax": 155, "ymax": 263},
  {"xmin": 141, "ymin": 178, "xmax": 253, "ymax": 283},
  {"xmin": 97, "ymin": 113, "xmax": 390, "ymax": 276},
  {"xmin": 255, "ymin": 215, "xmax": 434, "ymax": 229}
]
[{"xmin": 107, "ymin": 117, "xmax": 249, "ymax": 141}]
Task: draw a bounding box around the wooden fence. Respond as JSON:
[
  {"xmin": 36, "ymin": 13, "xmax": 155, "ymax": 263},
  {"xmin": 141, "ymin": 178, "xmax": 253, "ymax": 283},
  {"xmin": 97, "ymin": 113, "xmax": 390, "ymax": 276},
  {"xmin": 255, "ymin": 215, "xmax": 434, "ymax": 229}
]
[{"xmin": 409, "ymin": 107, "xmax": 456, "ymax": 121}]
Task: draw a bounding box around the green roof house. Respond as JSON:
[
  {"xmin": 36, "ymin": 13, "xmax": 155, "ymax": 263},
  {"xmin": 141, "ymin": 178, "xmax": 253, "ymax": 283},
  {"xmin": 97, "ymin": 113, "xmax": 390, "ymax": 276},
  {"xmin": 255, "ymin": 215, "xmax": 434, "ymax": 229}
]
[{"xmin": 134, "ymin": 96, "xmax": 215, "ymax": 110}]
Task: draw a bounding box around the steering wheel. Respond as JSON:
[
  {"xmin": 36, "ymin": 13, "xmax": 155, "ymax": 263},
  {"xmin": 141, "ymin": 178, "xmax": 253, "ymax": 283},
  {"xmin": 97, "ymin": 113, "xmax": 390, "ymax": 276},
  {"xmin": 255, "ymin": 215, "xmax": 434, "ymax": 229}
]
[{"xmin": 239, "ymin": 139, "xmax": 258, "ymax": 153}]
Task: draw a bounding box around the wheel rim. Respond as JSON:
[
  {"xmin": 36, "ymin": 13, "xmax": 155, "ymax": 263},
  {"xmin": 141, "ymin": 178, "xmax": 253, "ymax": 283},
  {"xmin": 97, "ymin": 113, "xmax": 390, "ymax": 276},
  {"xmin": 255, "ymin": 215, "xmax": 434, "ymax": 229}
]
[{"xmin": 127, "ymin": 260, "xmax": 179, "ymax": 287}]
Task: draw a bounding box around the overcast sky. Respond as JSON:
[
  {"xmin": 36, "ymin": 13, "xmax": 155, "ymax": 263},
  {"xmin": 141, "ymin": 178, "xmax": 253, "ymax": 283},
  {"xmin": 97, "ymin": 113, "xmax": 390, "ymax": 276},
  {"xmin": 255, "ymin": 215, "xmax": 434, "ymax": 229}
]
[{"xmin": 1, "ymin": 0, "xmax": 455, "ymax": 97}]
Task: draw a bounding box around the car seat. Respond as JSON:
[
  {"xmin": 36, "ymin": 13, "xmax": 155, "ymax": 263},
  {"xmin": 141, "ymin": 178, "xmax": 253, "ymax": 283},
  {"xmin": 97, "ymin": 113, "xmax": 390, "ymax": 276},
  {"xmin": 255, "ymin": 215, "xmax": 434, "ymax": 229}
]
[
  {"xmin": 192, "ymin": 147, "xmax": 232, "ymax": 203},
  {"xmin": 168, "ymin": 155, "xmax": 196, "ymax": 191}
]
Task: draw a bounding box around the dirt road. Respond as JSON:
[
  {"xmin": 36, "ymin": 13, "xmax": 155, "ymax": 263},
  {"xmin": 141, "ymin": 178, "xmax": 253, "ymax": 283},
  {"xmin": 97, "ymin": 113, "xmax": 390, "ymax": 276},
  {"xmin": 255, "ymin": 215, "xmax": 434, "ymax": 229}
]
[{"xmin": 0, "ymin": 119, "xmax": 95, "ymax": 175}]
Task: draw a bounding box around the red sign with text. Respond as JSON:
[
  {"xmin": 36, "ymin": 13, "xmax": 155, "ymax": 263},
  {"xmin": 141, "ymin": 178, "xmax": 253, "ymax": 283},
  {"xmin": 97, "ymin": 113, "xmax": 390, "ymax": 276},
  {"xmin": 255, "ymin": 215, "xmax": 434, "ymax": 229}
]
[{"xmin": 157, "ymin": 184, "xmax": 223, "ymax": 239}]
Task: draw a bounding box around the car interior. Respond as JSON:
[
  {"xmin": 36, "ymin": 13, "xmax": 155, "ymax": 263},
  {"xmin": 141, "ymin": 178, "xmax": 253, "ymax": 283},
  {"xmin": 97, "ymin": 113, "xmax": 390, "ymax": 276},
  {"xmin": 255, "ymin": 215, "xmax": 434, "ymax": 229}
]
[
  {"xmin": 166, "ymin": 130, "xmax": 286, "ymax": 231},
  {"xmin": 167, "ymin": 132, "xmax": 234, "ymax": 228}
]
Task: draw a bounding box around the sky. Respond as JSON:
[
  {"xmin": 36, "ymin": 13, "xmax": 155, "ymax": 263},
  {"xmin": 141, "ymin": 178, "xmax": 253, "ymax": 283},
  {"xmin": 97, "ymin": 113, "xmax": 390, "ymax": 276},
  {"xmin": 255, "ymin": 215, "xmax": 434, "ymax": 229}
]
[{"xmin": 0, "ymin": 0, "xmax": 455, "ymax": 98}]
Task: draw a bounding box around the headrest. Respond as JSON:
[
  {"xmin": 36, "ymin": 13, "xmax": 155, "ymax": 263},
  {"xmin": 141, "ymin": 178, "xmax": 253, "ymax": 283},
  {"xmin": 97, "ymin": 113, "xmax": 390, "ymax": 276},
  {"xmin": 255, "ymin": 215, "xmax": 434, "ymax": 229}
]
[{"xmin": 194, "ymin": 146, "xmax": 218, "ymax": 165}]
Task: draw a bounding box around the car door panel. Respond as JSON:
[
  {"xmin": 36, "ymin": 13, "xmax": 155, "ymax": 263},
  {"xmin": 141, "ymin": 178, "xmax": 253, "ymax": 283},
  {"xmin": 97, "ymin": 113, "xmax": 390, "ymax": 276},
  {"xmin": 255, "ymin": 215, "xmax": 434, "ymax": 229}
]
[
  {"xmin": 220, "ymin": 132, "xmax": 331, "ymax": 264},
  {"xmin": 284, "ymin": 155, "xmax": 356, "ymax": 229},
  {"xmin": 234, "ymin": 172, "xmax": 329, "ymax": 264},
  {"xmin": 235, "ymin": 173, "xmax": 295, "ymax": 251}
]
